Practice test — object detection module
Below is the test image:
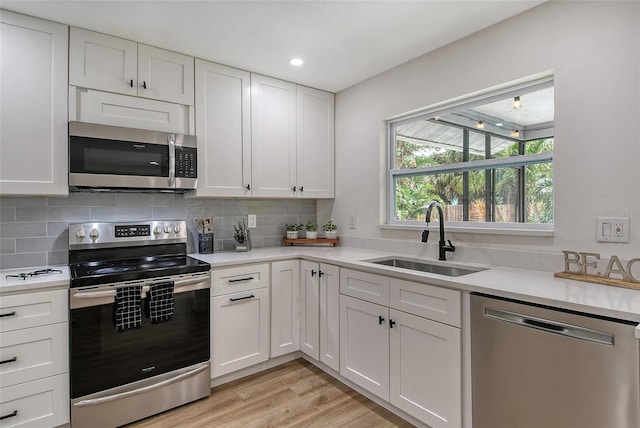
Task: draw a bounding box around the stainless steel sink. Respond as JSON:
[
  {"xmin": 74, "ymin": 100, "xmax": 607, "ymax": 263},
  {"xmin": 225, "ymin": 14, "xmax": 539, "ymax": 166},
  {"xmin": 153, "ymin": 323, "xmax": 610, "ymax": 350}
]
[{"xmin": 364, "ymin": 256, "xmax": 486, "ymax": 277}]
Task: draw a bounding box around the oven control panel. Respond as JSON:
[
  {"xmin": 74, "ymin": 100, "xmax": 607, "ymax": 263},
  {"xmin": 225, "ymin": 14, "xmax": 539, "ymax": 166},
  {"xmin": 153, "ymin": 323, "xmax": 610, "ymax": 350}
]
[
  {"xmin": 115, "ymin": 225, "xmax": 151, "ymax": 238},
  {"xmin": 69, "ymin": 221, "xmax": 187, "ymax": 248}
]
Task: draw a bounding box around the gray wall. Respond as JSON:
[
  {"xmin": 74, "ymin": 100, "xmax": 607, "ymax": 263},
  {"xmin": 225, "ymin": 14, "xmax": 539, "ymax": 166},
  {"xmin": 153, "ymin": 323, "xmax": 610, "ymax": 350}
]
[{"xmin": 0, "ymin": 193, "xmax": 316, "ymax": 270}]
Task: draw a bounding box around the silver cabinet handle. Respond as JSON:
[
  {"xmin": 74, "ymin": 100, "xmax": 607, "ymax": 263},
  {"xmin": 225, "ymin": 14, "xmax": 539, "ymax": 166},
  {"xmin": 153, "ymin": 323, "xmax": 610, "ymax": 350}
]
[{"xmin": 485, "ymin": 307, "xmax": 614, "ymax": 345}]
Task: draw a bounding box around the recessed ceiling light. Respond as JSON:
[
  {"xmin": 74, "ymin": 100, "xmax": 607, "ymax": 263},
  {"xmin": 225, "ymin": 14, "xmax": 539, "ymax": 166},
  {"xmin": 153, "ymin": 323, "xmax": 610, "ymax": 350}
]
[{"xmin": 289, "ymin": 58, "xmax": 304, "ymax": 66}]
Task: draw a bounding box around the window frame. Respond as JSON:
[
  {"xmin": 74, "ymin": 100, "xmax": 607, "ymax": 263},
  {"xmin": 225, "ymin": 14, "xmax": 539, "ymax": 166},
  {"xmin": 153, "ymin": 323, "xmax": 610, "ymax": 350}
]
[{"xmin": 387, "ymin": 77, "xmax": 554, "ymax": 230}]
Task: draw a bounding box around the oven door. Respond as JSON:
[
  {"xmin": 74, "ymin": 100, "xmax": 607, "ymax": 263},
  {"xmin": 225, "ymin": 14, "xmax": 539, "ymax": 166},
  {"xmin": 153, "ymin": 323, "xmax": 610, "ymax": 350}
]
[{"xmin": 69, "ymin": 272, "xmax": 210, "ymax": 399}]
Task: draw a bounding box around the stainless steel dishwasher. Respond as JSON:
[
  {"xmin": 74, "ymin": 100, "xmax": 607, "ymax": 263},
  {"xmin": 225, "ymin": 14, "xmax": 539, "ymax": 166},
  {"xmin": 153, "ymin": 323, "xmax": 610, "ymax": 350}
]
[{"xmin": 471, "ymin": 293, "xmax": 640, "ymax": 428}]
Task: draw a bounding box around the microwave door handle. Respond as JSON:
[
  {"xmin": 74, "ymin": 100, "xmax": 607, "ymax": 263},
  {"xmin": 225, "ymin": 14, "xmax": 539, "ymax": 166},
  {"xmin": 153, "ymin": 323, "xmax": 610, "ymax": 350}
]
[{"xmin": 168, "ymin": 133, "xmax": 176, "ymax": 187}]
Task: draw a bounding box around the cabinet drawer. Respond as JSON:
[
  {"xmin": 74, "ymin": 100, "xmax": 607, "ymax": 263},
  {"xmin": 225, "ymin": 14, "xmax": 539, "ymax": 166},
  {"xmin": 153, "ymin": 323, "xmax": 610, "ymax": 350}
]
[
  {"xmin": 0, "ymin": 289, "xmax": 68, "ymax": 333},
  {"xmin": 0, "ymin": 373, "xmax": 69, "ymax": 428},
  {"xmin": 211, "ymin": 264, "xmax": 269, "ymax": 296},
  {"xmin": 340, "ymin": 268, "xmax": 390, "ymax": 306},
  {"xmin": 390, "ymin": 279, "xmax": 461, "ymax": 327},
  {"xmin": 0, "ymin": 323, "xmax": 69, "ymax": 388}
]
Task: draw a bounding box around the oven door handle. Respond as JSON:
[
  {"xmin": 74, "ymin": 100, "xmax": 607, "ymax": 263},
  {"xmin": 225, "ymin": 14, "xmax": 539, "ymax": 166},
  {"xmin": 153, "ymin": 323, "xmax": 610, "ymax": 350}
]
[
  {"xmin": 73, "ymin": 363, "xmax": 209, "ymax": 407},
  {"xmin": 74, "ymin": 290, "xmax": 117, "ymax": 299}
]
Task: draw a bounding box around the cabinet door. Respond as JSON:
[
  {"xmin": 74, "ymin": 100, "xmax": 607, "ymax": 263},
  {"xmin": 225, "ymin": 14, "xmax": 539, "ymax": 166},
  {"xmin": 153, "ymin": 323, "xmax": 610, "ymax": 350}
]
[
  {"xmin": 194, "ymin": 60, "xmax": 251, "ymax": 197},
  {"xmin": 296, "ymin": 86, "xmax": 335, "ymax": 198},
  {"xmin": 250, "ymin": 74, "xmax": 297, "ymax": 197},
  {"xmin": 340, "ymin": 295, "xmax": 389, "ymax": 400},
  {"xmin": 390, "ymin": 309, "xmax": 461, "ymax": 428},
  {"xmin": 319, "ymin": 263, "xmax": 340, "ymax": 371},
  {"xmin": 138, "ymin": 44, "xmax": 194, "ymax": 105},
  {"xmin": 211, "ymin": 287, "xmax": 269, "ymax": 377},
  {"xmin": 271, "ymin": 260, "xmax": 300, "ymax": 357},
  {"xmin": 299, "ymin": 261, "xmax": 320, "ymax": 360},
  {"xmin": 69, "ymin": 27, "xmax": 137, "ymax": 96},
  {"xmin": 0, "ymin": 11, "xmax": 68, "ymax": 196}
]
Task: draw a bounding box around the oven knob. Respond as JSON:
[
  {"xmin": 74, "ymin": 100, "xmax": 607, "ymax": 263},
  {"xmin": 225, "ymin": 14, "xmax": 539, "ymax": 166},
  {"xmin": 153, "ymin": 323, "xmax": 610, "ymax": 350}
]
[
  {"xmin": 153, "ymin": 227, "xmax": 162, "ymax": 235},
  {"xmin": 164, "ymin": 226, "xmax": 172, "ymax": 234},
  {"xmin": 174, "ymin": 225, "xmax": 181, "ymax": 234},
  {"xmin": 89, "ymin": 228, "xmax": 99, "ymax": 240},
  {"xmin": 76, "ymin": 228, "xmax": 86, "ymax": 239}
]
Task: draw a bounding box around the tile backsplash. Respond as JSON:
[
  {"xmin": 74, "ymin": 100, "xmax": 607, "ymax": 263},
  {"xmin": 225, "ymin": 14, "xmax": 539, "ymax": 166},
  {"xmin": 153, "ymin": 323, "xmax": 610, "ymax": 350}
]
[{"xmin": 0, "ymin": 193, "xmax": 316, "ymax": 270}]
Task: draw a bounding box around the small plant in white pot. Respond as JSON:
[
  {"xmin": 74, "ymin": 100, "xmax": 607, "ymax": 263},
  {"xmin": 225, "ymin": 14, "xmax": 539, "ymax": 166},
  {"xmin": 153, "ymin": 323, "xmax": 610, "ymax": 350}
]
[
  {"xmin": 322, "ymin": 220, "xmax": 338, "ymax": 239},
  {"xmin": 285, "ymin": 223, "xmax": 303, "ymax": 239},
  {"xmin": 305, "ymin": 220, "xmax": 318, "ymax": 239}
]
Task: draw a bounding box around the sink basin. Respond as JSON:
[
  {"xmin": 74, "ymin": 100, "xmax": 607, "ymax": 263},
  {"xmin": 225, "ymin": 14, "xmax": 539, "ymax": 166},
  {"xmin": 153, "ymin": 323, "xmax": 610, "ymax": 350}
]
[{"xmin": 364, "ymin": 256, "xmax": 486, "ymax": 277}]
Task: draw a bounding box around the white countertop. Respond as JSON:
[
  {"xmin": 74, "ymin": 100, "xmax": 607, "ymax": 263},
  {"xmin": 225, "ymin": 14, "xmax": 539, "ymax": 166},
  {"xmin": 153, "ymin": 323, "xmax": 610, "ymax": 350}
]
[
  {"xmin": 192, "ymin": 246, "xmax": 640, "ymax": 322},
  {"xmin": 2, "ymin": 246, "xmax": 638, "ymax": 322},
  {"xmin": 0, "ymin": 265, "xmax": 70, "ymax": 294}
]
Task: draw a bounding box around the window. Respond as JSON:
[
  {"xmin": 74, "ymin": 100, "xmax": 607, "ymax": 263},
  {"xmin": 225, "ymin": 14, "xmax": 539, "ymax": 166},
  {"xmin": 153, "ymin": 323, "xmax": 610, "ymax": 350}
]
[{"xmin": 388, "ymin": 78, "xmax": 554, "ymax": 228}]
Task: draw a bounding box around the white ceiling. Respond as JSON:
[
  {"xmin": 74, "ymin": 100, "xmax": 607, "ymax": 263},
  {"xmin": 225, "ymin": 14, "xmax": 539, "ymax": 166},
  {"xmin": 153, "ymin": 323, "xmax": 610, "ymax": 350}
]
[{"xmin": 2, "ymin": 1, "xmax": 545, "ymax": 93}]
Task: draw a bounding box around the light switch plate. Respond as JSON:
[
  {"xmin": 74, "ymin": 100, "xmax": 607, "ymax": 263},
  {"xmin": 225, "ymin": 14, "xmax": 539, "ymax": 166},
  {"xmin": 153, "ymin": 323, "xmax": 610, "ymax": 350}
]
[
  {"xmin": 248, "ymin": 214, "xmax": 256, "ymax": 229},
  {"xmin": 596, "ymin": 217, "xmax": 629, "ymax": 243}
]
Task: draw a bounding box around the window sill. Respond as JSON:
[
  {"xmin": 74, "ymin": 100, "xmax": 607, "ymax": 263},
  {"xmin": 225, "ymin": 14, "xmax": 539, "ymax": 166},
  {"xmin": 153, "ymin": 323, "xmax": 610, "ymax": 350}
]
[{"xmin": 379, "ymin": 222, "xmax": 554, "ymax": 237}]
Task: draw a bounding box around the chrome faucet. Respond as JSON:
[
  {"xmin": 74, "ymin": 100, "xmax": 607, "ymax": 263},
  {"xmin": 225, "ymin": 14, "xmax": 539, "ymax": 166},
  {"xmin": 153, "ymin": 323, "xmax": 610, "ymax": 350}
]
[{"xmin": 422, "ymin": 201, "xmax": 455, "ymax": 261}]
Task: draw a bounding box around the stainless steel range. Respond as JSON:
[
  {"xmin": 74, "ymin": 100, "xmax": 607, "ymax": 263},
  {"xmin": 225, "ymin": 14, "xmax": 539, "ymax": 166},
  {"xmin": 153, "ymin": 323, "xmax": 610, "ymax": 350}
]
[{"xmin": 68, "ymin": 220, "xmax": 211, "ymax": 428}]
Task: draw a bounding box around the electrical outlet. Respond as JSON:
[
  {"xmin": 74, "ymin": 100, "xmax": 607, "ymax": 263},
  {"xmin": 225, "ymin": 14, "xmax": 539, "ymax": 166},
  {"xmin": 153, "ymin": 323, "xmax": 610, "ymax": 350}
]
[
  {"xmin": 596, "ymin": 217, "xmax": 629, "ymax": 243},
  {"xmin": 248, "ymin": 214, "xmax": 256, "ymax": 229}
]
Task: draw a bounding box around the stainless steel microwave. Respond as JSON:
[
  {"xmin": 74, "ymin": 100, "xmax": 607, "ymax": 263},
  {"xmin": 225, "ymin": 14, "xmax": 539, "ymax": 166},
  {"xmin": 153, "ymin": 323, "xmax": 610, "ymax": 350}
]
[{"xmin": 69, "ymin": 121, "xmax": 197, "ymax": 191}]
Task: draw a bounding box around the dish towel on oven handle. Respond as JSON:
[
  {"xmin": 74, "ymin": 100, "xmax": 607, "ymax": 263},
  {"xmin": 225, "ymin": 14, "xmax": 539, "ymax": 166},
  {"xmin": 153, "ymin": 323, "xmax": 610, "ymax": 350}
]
[
  {"xmin": 146, "ymin": 281, "xmax": 175, "ymax": 324},
  {"xmin": 114, "ymin": 285, "xmax": 143, "ymax": 332}
]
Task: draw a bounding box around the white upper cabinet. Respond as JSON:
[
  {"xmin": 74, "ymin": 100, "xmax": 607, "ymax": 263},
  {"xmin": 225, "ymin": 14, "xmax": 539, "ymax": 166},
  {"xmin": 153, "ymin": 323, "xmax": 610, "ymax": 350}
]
[
  {"xmin": 296, "ymin": 86, "xmax": 335, "ymax": 198},
  {"xmin": 250, "ymin": 73, "xmax": 298, "ymax": 198},
  {"xmin": 70, "ymin": 27, "xmax": 194, "ymax": 105},
  {"xmin": 0, "ymin": 11, "xmax": 68, "ymax": 196},
  {"xmin": 138, "ymin": 44, "xmax": 194, "ymax": 105},
  {"xmin": 250, "ymin": 74, "xmax": 335, "ymax": 199},
  {"xmin": 194, "ymin": 60, "xmax": 251, "ymax": 197},
  {"xmin": 69, "ymin": 28, "xmax": 137, "ymax": 96}
]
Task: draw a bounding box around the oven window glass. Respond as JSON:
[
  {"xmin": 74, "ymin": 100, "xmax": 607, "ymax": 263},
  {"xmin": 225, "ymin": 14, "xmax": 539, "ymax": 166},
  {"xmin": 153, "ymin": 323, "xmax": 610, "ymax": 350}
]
[
  {"xmin": 70, "ymin": 136, "xmax": 169, "ymax": 177},
  {"xmin": 70, "ymin": 288, "xmax": 210, "ymax": 398}
]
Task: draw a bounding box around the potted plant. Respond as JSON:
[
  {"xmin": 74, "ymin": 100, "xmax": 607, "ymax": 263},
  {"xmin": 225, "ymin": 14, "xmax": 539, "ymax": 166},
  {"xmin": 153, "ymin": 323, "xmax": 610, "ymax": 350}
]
[
  {"xmin": 304, "ymin": 220, "xmax": 318, "ymax": 239},
  {"xmin": 285, "ymin": 223, "xmax": 303, "ymax": 239},
  {"xmin": 322, "ymin": 220, "xmax": 338, "ymax": 239}
]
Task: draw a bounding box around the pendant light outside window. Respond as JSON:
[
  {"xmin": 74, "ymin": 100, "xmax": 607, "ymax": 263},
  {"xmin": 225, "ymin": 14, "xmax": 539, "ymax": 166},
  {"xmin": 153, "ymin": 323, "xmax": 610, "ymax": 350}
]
[
  {"xmin": 513, "ymin": 96, "xmax": 521, "ymax": 109},
  {"xmin": 477, "ymin": 120, "xmax": 485, "ymax": 129},
  {"xmin": 511, "ymin": 129, "xmax": 520, "ymax": 137}
]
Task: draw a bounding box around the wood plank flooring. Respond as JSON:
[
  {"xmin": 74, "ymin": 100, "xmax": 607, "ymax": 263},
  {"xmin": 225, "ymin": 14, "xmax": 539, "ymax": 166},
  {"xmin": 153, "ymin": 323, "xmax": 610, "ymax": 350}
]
[{"xmin": 127, "ymin": 358, "xmax": 415, "ymax": 428}]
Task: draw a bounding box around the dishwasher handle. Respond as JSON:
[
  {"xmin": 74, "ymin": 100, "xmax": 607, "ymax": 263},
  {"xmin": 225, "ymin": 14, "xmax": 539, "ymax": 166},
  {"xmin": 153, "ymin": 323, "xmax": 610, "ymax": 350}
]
[{"xmin": 485, "ymin": 307, "xmax": 614, "ymax": 346}]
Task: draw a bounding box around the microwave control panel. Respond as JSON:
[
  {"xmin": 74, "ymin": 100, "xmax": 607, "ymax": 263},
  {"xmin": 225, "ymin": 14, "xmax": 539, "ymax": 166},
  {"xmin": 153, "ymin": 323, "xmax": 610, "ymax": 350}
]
[{"xmin": 176, "ymin": 147, "xmax": 197, "ymax": 178}]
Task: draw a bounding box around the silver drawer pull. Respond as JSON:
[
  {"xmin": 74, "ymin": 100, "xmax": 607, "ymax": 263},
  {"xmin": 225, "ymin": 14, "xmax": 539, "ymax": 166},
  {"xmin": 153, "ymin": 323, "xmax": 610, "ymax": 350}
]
[
  {"xmin": 228, "ymin": 277, "xmax": 254, "ymax": 283},
  {"xmin": 0, "ymin": 410, "xmax": 18, "ymax": 421},
  {"xmin": 230, "ymin": 294, "xmax": 255, "ymax": 302},
  {"xmin": 0, "ymin": 357, "xmax": 17, "ymax": 365},
  {"xmin": 0, "ymin": 311, "xmax": 16, "ymax": 318}
]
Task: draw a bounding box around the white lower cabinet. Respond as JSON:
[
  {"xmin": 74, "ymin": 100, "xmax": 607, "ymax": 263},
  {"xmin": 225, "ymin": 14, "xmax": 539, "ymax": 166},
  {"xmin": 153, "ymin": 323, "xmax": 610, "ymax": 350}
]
[
  {"xmin": 389, "ymin": 309, "xmax": 461, "ymax": 428},
  {"xmin": 0, "ymin": 373, "xmax": 69, "ymax": 428},
  {"xmin": 339, "ymin": 294, "xmax": 389, "ymax": 400},
  {"xmin": 270, "ymin": 260, "xmax": 300, "ymax": 357},
  {"xmin": 300, "ymin": 262, "xmax": 340, "ymax": 371},
  {"xmin": 211, "ymin": 264, "xmax": 270, "ymax": 377},
  {"xmin": 0, "ymin": 288, "xmax": 69, "ymax": 427},
  {"xmin": 340, "ymin": 270, "xmax": 462, "ymax": 428}
]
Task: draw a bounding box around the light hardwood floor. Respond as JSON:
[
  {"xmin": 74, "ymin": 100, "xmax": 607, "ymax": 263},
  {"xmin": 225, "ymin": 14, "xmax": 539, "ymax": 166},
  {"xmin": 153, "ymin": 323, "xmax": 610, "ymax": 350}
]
[{"xmin": 127, "ymin": 358, "xmax": 415, "ymax": 428}]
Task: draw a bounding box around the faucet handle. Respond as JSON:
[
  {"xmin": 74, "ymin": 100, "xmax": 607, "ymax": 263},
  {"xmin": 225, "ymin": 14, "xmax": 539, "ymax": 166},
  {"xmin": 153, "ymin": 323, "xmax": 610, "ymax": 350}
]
[
  {"xmin": 446, "ymin": 239, "xmax": 456, "ymax": 252},
  {"xmin": 421, "ymin": 229, "xmax": 429, "ymax": 243}
]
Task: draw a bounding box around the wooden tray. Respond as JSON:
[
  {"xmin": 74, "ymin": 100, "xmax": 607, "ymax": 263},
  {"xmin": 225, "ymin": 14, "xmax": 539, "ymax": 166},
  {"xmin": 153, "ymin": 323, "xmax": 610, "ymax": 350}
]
[
  {"xmin": 554, "ymin": 271, "xmax": 640, "ymax": 291},
  {"xmin": 284, "ymin": 238, "xmax": 339, "ymax": 247}
]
